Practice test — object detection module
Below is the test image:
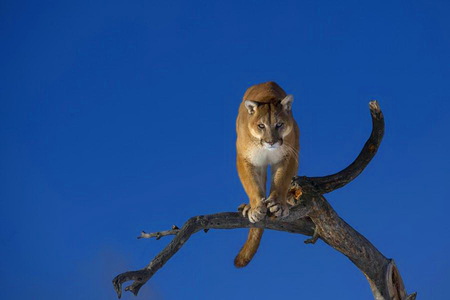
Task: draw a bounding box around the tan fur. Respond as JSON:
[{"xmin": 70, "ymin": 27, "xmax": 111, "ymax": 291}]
[{"xmin": 234, "ymin": 81, "xmax": 300, "ymax": 268}]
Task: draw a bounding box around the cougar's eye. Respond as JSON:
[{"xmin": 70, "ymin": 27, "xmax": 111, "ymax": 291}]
[
  {"xmin": 276, "ymin": 122, "xmax": 284, "ymax": 128},
  {"xmin": 258, "ymin": 124, "xmax": 265, "ymax": 129}
]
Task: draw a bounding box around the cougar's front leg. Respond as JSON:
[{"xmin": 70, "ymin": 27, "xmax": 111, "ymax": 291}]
[
  {"xmin": 266, "ymin": 156, "xmax": 298, "ymax": 218},
  {"xmin": 237, "ymin": 155, "xmax": 267, "ymax": 223}
]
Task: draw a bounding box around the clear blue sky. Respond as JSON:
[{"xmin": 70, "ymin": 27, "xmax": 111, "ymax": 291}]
[{"xmin": 1, "ymin": 1, "xmax": 449, "ymax": 299}]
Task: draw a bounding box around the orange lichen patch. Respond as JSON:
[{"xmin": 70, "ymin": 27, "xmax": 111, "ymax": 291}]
[
  {"xmin": 289, "ymin": 186, "xmax": 303, "ymax": 200},
  {"xmin": 369, "ymin": 144, "xmax": 376, "ymax": 153}
]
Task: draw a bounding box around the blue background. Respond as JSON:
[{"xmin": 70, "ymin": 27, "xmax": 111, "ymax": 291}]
[{"xmin": 1, "ymin": 1, "xmax": 449, "ymax": 299}]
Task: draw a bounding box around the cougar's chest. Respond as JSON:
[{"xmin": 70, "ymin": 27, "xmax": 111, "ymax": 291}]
[{"xmin": 246, "ymin": 146, "xmax": 285, "ymax": 167}]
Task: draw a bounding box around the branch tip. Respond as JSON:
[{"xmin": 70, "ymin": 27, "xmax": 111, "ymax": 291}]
[
  {"xmin": 369, "ymin": 100, "xmax": 383, "ymax": 120},
  {"xmin": 304, "ymin": 226, "xmax": 320, "ymax": 244},
  {"xmin": 112, "ymin": 269, "xmax": 150, "ymax": 298},
  {"xmin": 369, "ymin": 100, "xmax": 380, "ymax": 111}
]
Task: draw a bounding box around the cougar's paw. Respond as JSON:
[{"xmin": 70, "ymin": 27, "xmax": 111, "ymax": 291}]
[
  {"xmin": 240, "ymin": 203, "xmax": 267, "ymax": 223},
  {"xmin": 264, "ymin": 198, "xmax": 290, "ymax": 218}
]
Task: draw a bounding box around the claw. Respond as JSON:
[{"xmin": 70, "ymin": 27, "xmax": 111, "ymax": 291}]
[
  {"xmin": 265, "ymin": 197, "xmax": 290, "ymax": 218},
  {"xmin": 269, "ymin": 204, "xmax": 282, "ymax": 216},
  {"xmin": 240, "ymin": 202, "xmax": 267, "ymax": 223},
  {"xmin": 237, "ymin": 203, "xmax": 247, "ymax": 212},
  {"xmin": 242, "ymin": 205, "xmax": 251, "ymax": 218}
]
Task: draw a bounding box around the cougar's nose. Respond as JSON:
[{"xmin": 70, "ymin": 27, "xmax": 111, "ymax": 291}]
[{"xmin": 265, "ymin": 140, "xmax": 276, "ymax": 145}]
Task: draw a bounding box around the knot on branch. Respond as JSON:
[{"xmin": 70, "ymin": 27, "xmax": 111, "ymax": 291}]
[{"xmin": 291, "ymin": 176, "xmax": 319, "ymax": 195}]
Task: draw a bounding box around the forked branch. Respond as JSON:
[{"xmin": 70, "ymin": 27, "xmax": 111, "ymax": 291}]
[{"xmin": 113, "ymin": 101, "xmax": 416, "ymax": 300}]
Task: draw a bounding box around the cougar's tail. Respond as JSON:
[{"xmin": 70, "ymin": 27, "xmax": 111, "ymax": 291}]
[{"xmin": 234, "ymin": 228, "xmax": 264, "ymax": 268}]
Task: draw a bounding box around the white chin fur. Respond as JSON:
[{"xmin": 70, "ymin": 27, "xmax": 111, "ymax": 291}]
[
  {"xmin": 247, "ymin": 143, "xmax": 285, "ymax": 167},
  {"xmin": 263, "ymin": 142, "xmax": 281, "ymax": 150}
]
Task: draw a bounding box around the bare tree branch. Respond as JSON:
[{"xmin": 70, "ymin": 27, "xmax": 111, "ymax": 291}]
[
  {"xmin": 113, "ymin": 212, "xmax": 314, "ymax": 298},
  {"xmin": 293, "ymin": 100, "xmax": 385, "ymax": 195},
  {"xmin": 112, "ymin": 101, "xmax": 416, "ymax": 300}
]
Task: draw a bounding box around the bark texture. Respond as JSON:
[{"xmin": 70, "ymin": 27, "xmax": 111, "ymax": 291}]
[{"xmin": 112, "ymin": 101, "xmax": 416, "ymax": 300}]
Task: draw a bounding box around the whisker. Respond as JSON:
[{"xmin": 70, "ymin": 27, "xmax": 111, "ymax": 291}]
[{"xmin": 281, "ymin": 144, "xmax": 299, "ymax": 166}]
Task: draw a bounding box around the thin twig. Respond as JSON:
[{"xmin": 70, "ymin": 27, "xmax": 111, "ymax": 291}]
[{"xmin": 137, "ymin": 226, "xmax": 180, "ymax": 240}]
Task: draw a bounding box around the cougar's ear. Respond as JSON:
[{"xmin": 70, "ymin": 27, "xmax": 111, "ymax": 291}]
[
  {"xmin": 244, "ymin": 100, "xmax": 258, "ymax": 114},
  {"xmin": 281, "ymin": 94, "xmax": 294, "ymax": 111}
]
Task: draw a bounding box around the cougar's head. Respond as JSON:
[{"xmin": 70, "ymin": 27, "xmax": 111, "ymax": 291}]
[{"xmin": 244, "ymin": 95, "xmax": 294, "ymax": 150}]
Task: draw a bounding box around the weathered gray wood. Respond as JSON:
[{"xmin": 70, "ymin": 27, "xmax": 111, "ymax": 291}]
[
  {"xmin": 112, "ymin": 212, "xmax": 314, "ymax": 297},
  {"xmin": 112, "ymin": 101, "xmax": 416, "ymax": 299}
]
